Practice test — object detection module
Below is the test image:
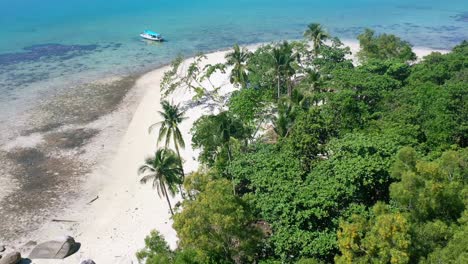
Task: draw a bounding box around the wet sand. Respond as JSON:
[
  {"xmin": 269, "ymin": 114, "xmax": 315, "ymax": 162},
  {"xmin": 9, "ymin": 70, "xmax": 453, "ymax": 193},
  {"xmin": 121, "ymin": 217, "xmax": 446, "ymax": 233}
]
[{"xmin": 0, "ymin": 74, "xmax": 144, "ymax": 244}]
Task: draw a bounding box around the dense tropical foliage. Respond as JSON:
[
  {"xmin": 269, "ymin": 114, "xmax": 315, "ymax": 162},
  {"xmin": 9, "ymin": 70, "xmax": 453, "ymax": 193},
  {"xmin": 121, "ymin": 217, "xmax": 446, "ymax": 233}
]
[{"xmin": 138, "ymin": 25, "xmax": 467, "ymax": 263}]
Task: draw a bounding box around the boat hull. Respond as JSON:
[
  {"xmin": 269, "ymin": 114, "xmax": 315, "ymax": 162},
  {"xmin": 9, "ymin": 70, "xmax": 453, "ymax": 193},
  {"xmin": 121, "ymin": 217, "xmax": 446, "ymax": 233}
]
[{"xmin": 140, "ymin": 34, "xmax": 164, "ymax": 42}]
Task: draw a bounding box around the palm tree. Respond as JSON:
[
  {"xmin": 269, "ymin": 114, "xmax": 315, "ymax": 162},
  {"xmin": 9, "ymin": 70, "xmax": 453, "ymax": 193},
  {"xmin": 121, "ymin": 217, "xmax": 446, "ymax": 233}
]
[
  {"xmin": 149, "ymin": 100, "xmax": 186, "ymax": 190},
  {"xmin": 304, "ymin": 23, "xmax": 329, "ymax": 56},
  {"xmin": 149, "ymin": 100, "xmax": 186, "ymax": 154},
  {"xmin": 301, "ymin": 69, "xmax": 325, "ymax": 106},
  {"xmin": 191, "ymin": 112, "xmax": 248, "ymax": 194},
  {"xmin": 138, "ymin": 148, "xmax": 183, "ymax": 215},
  {"xmin": 225, "ymin": 44, "xmax": 251, "ymax": 88},
  {"xmin": 272, "ymin": 98, "xmax": 297, "ymax": 138},
  {"xmin": 271, "ymin": 46, "xmax": 284, "ymax": 99},
  {"xmin": 270, "ymin": 41, "xmax": 299, "ymax": 98}
]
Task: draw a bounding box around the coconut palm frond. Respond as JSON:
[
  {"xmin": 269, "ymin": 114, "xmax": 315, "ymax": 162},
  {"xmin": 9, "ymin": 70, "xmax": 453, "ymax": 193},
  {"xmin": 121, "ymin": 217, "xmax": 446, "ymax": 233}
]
[
  {"xmin": 138, "ymin": 163, "xmax": 155, "ymax": 175},
  {"xmin": 155, "ymin": 181, "xmax": 165, "ymax": 198},
  {"xmin": 148, "ymin": 121, "xmax": 163, "ymax": 134},
  {"xmin": 166, "ymin": 182, "xmax": 178, "ymax": 197},
  {"xmin": 157, "ymin": 126, "xmax": 169, "ymax": 145},
  {"xmin": 140, "ymin": 173, "xmax": 156, "ymax": 184},
  {"xmin": 152, "ymin": 173, "xmax": 160, "ymax": 189},
  {"xmin": 174, "ymin": 130, "xmax": 185, "ymax": 150}
]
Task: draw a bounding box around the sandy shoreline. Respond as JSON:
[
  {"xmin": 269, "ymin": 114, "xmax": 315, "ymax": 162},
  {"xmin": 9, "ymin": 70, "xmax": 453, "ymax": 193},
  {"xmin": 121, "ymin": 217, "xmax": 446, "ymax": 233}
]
[
  {"xmin": 0, "ymin": 41, "xmax": 448, "ymax": 263},
  {"xmin": 1, "ymin": 48, "xmax": 240, "ymax": 263},
  {"xmin": 0, "ymin": 73, "xmax": 146, "ymax": 241}
]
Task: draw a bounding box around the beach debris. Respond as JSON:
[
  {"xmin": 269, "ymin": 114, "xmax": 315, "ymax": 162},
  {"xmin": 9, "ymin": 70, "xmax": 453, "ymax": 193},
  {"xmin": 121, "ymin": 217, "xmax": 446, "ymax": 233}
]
[
  {"xmin": 28, "ymin": 236, "xmax": 80, "ymax": 259},
  {"xmin": 0, "ymin": 251, "xmax": 21, "ymax": 264},
  {"xmin": 87, "ymin": 195, "xmax": 99, "ymax": 204},
  {"xmin": 80, "ymin": 259, "xmax": 96, "ymax": 264},
  {"xmin": 52, "ymin": 219, "xmax": 78, "ymax": 223}
]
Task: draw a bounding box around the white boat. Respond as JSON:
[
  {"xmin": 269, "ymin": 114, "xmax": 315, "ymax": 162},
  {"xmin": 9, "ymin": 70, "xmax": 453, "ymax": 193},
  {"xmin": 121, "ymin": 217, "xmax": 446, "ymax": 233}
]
[{"xmin": 140, "ymin": 30, "xmax": 164, "ymax": 42}]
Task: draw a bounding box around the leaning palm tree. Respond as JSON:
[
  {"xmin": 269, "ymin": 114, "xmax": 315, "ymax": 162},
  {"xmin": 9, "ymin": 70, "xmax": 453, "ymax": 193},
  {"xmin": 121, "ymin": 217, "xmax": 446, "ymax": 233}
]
[
  {"xmin": 138, "ymin": 148, "xmax": 183, "ymax": 215},
  {"xmin": 304, "ymin": 23, "xmax": 329, "ymax": 56},
  {"xmin": 225, "ymin": 44, "xmax": 251, "ymax": 88}
]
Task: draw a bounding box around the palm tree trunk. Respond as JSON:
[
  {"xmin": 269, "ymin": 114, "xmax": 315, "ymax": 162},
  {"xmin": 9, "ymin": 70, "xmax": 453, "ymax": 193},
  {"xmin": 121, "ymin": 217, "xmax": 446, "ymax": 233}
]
[
  {"xmin": 277, "ymin": 69, "xmax": 281, "ymax": 100},
  {"xmin": 174, "ymin": 143, "xmax": 185, "ymax": 199},
  {"xmin": 162, "ymin": 185, "xmax": 174, "ymax": 216},
  {"xmin": 314, "ymin": 41, "xmax": 319, "ymax": 57},
  {"xmin": 226, "ymin": 143, "xmax": 237, "ymax": 196}
]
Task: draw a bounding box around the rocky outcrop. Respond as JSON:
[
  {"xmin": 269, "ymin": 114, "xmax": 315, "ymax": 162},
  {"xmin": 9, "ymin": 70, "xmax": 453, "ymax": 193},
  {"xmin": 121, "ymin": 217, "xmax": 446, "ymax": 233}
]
[
  {"xmin": 80, "ymin": 259, "xmax": 96, "ymax": 264},
  {"xmin": 0, "ymin": 252, "xmax": 21, "ymax": 264},
  {"xmin": 28, "ymin": 236, "xmax": 80, "ymax": 259}
]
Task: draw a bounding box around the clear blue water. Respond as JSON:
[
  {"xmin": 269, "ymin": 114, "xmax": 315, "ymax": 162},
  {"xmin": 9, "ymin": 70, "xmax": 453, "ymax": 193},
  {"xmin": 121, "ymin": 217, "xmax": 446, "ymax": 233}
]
[{"xmin": 0, "ymin": 0, "xmax": 466, "ymax": 131}]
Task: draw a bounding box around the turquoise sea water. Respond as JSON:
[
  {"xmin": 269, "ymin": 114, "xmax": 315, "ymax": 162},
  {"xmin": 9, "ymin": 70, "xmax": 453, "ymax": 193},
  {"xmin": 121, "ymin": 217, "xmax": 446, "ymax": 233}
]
[{"xmin": 0, "ymin": 0, "xmax": 467, "ymax": 132}]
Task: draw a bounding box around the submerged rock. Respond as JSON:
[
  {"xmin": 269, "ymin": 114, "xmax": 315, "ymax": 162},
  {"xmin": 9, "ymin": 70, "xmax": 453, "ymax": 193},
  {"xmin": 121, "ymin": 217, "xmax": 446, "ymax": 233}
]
[
  {"xmin": 0, "ymin": 252, "xmax": 21, "ymax": 264},
  {"xmin": 28, "ymin": 236, "xmax": 80, "ymax": 259}
]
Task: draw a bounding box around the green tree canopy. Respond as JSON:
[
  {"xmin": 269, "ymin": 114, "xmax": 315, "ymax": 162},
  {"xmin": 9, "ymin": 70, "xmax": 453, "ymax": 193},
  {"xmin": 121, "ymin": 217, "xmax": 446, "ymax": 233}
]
[
  {"xmin": 139, "ymin": 25, "xmax": 467, "ymax": 263},
  {"xmin": 191, "ymin": 111, "xmax": 250, "ymax": 167},
  {"xmin": 357, "ymin": 28, "xmax": 416, "ymax": 62},
  {"xmin": 173, "ymin": 179, "xmax": 263, "ymax": 264},
  {"xmin": 336, "ymin": 203, "xmax": 411, "ymax": 264}
]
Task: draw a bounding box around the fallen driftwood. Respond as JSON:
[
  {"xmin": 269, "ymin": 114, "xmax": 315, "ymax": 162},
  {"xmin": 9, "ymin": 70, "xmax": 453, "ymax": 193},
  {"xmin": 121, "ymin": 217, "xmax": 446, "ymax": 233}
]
[
  {"xmin": 52, "ymin": 219, "xmax": 78, "ymax": 223},
  {"xmin": 87, "ymin": 195, "xmax": 99, "ymax": 204}
]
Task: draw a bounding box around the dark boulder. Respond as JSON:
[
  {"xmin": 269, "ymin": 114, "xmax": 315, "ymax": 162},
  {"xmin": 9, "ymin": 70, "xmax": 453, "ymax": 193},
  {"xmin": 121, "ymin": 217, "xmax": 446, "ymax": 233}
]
[
  {"xmin": 80, "ymin": 259, "xmax": 96, "ymax": 264},
  {"xmin": 29, "ymin": 236, "xmax": 80, "ymax": 259}
]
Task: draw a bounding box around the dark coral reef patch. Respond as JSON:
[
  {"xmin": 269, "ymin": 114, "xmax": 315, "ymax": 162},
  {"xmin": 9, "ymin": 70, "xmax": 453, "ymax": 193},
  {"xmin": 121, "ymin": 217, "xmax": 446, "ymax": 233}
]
[{"xmin": 0, "ymin": 43, "xmax": 99, "ymax": 66}]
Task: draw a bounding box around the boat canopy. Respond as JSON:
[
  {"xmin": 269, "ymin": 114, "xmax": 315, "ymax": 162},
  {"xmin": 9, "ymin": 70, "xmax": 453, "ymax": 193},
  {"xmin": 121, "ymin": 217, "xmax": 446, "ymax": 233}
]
[{"xmin": 144, "ymin": 30, "xmax": 161, "ymax": 37}]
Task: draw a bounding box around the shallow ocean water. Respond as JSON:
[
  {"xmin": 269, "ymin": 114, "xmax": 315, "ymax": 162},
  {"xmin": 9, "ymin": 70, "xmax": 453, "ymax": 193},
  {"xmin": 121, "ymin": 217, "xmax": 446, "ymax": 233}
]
[{"xmin": 0, "ymin": 0, "xmax": 466, "ymax": 134}]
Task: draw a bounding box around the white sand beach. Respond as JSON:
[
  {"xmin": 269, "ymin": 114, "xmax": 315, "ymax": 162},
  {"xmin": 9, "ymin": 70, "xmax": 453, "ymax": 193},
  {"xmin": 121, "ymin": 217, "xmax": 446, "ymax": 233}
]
[
  {"xmin": 4, "ymin": 42, "xmax": 447, "ymax": 263},
  {"xmin": 342, "ymin": 40, "xmax": 449, "ymax": 64},
  {"xmin": 15, "ymin": 48, "xmax": 240, "ymax": 264}
]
